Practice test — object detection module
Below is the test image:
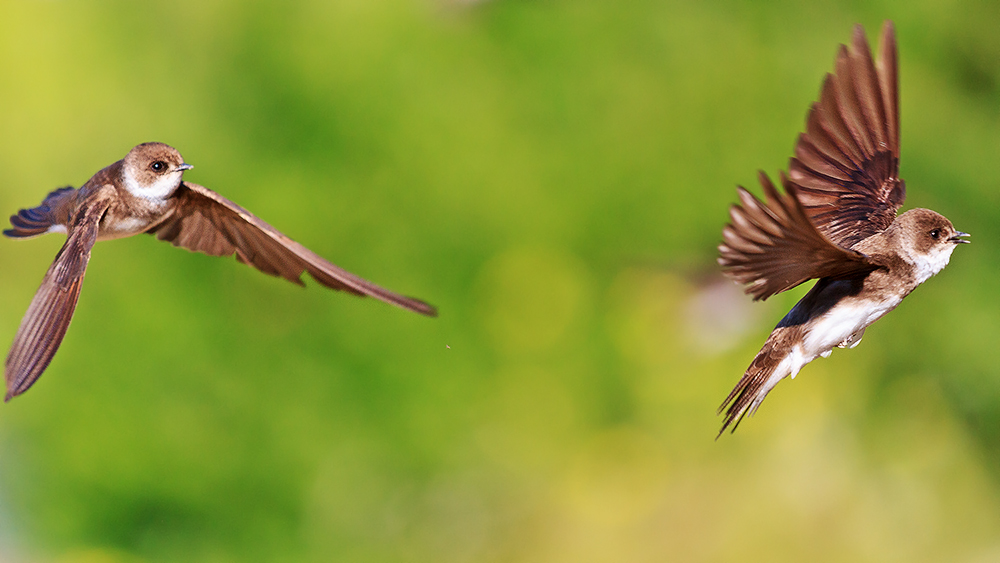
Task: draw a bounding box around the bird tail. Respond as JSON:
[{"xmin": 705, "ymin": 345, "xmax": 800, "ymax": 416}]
[
  {"xmin": 4, "ymin": 187, "xmax": 76, "ymax": 238},
  {"xmin": 717, "ymin": 327, "xmax": 798, "ymax": 437}
]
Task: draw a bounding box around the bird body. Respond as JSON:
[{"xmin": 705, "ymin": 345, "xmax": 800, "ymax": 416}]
[
  {"xmin": 4, "ymin": 142, "xmax": 436, "ymax": 400},
  {"xmin": 716, "ymin": 23, "xmax": 968, "ymax": 435}
]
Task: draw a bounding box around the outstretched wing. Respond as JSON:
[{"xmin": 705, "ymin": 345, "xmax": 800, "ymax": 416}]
[
  {"xmin": 718, "ymin": 171, "xmax": 877, "ymax": 301},
  {"xmin": 789, "ymin": 21, "xmax": 905, "ymax": 248},
  {"xmin": 5, "ymin": 194, "xmax": 111, "ymax": 400},
  {"xmin": 148, "ymin": 182, "xmax": 437, "ymax": 317}
]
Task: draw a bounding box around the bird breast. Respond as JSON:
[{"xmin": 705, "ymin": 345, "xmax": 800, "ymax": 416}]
[
  {"xmin": 96, "ymin": 198, "xmax": 173, "ymax": 241},
  {"xmin": 802, "ymin": 295, "xmax": 901, "ymax": 356}
]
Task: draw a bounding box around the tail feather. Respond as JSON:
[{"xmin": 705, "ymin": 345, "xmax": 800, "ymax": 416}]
[
  {"xmin": 717, "ymin": 362, "xmax": 776, "ymax": 437},
  {"xmin": 4, "ymin": 187, "xmax": 76, "ymax": 238},
  {"xmin": 717, "ymin": 327, "xmax": 800, "ymax": 437}
]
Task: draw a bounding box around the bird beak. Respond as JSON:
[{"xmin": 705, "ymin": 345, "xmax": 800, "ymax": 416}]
[
  {"xmin": 176, "ymin": 163, "xmax": 193, "ymax": 172},
  {"xmin": 950, "ymin": 231, "xmax": 971, "ymax": 244}
]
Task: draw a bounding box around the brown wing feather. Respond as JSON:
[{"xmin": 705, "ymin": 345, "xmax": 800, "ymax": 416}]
[
  {"xmin": 149, "ymin": 182, "xmax": 437, "ymax": 317},
  {"xmin": 718, "ymin": 171, "xmax": 877, "ymax": 301},
  {"xmin": 788, "ymin": 22, "xmax": 905, "ymax": 249},
  {"xmin": 5, "ymin": 194, "xmax": 111, "ymax": 400}
]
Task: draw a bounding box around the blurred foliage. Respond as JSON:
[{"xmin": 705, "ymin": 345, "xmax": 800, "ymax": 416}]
[{"xmin": 0, "ymin": 0, "xmax": 999, "ymax": 561}]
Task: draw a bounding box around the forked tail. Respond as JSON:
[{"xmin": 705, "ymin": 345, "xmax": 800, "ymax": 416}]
[
  {"xmin": 4, "ymin": 187, "xmax": 76, "ymax": 238},
  {"xmin": 717, "ymin": 328, "xmax": 797, "ymax": 437}
]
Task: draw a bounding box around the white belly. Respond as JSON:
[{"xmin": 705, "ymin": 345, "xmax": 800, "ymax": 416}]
[
  {"xmin": 802, "ymin": 297, "xmax": 900, "ymax": 358},
  {"xmin": 749, "ymin": 298, "xmax": 899, "ymax": 414},
  {"xmin": 97, "ymin": 216, "xmax": 157, "ymax": 240}
]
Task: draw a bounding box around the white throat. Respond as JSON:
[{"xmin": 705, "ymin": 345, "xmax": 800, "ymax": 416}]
[
  {"xmin": 903, "ymin": 244, "xmax": 956, "ymax": 285},
  {"xmin": 124, "ymin": 172, "xmax": 180, "ymax": 201}
]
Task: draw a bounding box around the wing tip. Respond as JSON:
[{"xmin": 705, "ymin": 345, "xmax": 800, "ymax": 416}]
[
  {"xmin": 405, "ymin": 298, "xmax": 438, "ymax": 318},
  {"xmin": 852, "ymin": 23, "xmax": 867, "ymax": 46},
  {"xmin": 881, "ymin": 20, "xmax": 896, "ymax": 40},
  {"xmin": 4, "ymin": 370, "xmax": 25, "ymax": 402}
]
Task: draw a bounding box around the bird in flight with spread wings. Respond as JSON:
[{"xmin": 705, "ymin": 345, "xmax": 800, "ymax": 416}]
[
  {"xmin": 716, "ymin": 21, "xmax": 968, "ymax": 436},
  {"xmin": 4, "ymin": 142, "xmax": 436, "ymax": 400}
]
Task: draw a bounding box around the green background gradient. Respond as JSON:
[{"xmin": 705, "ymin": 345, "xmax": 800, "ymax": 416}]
[{"xmin": 0, "ymin": 0, "xmax": 998, "ymax": 561}]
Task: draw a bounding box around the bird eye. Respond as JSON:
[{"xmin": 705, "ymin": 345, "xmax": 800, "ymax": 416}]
[
  {"xmin": 151, "ymin": 161, "xmax": 166, "ymax": 172},
  {"xmin": 930, "ymin": 228, "xmax": 941, "ymax": 240}
]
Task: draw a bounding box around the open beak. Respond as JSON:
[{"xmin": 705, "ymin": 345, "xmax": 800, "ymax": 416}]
[
  {"xmin": 950, "ymin": 231, "xmax": 971, "ymax": 244},
  {"xmin": 176, "ymin": 163, "xmax": 194, "ymax": 172}
]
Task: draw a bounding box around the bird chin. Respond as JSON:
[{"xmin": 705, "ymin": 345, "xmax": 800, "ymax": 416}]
[
  {"xmin": 912, "ymin": 245, "xmax": 955, "ymax": 284},
  {"xmin": 124, "ymin": 173, "xmax": 180, "ymax": 201}
]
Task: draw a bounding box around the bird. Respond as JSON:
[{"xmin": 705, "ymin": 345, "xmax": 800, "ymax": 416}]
[
  {"xmin": 716, "ymin": 21, "xmax": 968, "ymax": 436},
  {"xmin": 3, "ymin": 142, "xmax": 436, "ymax": 401}
]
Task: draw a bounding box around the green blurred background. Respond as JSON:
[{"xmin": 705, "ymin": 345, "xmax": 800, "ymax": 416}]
[{"xmin": 0, "ymin": 0, "xmax": 998, "ymax": 561}]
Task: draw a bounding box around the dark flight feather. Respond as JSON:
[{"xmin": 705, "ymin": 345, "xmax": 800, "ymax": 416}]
[
  {"xmin": 718, "ymin": 172, "xmax": 877, "ymax": 301},
  {"xmin": 5, "ymin": 194, "xmax": 111, "ymax": 400},
  {"xmin": 149, "ymin": 182, "xmax": 437, "ymax": 317},
  {"xmin": 788, "ymin": 22, "xmax": 905, "ymax": 250}
]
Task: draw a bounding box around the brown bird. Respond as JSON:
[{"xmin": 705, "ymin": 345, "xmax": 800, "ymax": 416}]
[
  {"xmin": 716, "ymin": 22, "xmax": 968, "ymax": 435},
  {"xmin": 4, "ymin": 142, "xmax": 436, "ymax": 400}
]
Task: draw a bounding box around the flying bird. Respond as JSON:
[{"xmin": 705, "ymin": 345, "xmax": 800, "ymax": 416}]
[
  {"xmin": 4, "ymin": 142, "xmax": 436, "ymax": 400},
  {"xmin": 716, "ymin": 22, "xmax": 968, "ymax": 435}
]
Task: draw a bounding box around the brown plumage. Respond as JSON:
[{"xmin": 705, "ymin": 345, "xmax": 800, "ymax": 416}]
[
  {"xmin": 718, "ymin": 172, "xmax": 878, "ymax": 301},
  {"xmin": 148, "ymin": 182, "xmax": 433, "ymax": 311},
  {"xmin": 719, "ymin": 22, "xmax": 904, "ymax": 303},
  {"xmin": 790, "ymin": 23, "xmax": 905, "ymax": 249},
  {"xmin": 716, "ymin": 22, "xmax": 968, "ymax": 436},
  {"xmin": 4, "ymin": 142, "xmax": 436, "ymax": 400},
  {"xmin": 5, "ymin": 195, "xmax": 111, "ymax": 399}
]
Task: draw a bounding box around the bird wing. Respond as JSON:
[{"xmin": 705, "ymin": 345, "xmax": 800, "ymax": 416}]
[
  {"xmin": 718, "ymin": 171, "xmax": 877, "ymax": 301},
  {"xmin": 5, "ymin": 191, "xmax": 112, "ymax": 400},
  {"xmin": 788, "ymin": 21, "xmax": 905, "ymax": 248},
  {"xmin": 147, "ymin": 182, "xmax": 437, "ymax": 317}
]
